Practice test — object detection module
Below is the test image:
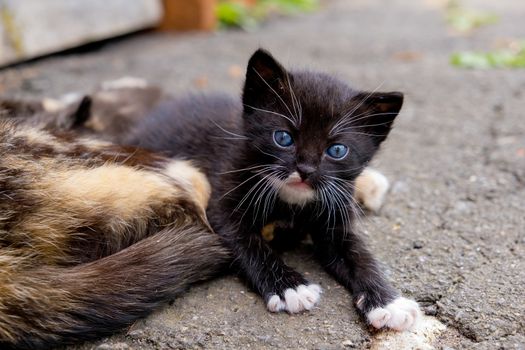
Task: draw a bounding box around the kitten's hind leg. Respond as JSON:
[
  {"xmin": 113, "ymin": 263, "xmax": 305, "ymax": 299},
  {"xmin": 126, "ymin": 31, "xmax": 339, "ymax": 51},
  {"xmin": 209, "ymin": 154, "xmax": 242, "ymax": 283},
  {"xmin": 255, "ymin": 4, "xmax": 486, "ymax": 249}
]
[
  {"xmin": 311, "ymin": 228, "xmax": 420, "ymax": 331},
  {"xmin": 355, "ymin": 168, "xmax": 390, "ymax": 212}
]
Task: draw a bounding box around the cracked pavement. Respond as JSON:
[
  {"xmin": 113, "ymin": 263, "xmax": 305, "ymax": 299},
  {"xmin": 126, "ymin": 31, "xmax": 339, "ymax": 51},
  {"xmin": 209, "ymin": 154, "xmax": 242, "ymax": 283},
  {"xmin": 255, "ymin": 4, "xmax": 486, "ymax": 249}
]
[{"xmin": 1, "ymin": 0, "xmax": 524, "ymax": 348}]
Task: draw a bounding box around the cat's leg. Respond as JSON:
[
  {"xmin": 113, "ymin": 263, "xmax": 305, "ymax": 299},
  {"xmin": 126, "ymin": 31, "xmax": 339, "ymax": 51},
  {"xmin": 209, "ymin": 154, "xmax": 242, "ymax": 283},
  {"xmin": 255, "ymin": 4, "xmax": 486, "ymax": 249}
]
[
  {"xmin": 355, "ymin": 168, "xmax": 389, "ymax": 212},
  {"xmin": 311, "ymin": 228, "xmax": 420, "ymax": 331},
  {"xmin": 224, "ymin": 226, "xmax": 321, "ymax": 313}
]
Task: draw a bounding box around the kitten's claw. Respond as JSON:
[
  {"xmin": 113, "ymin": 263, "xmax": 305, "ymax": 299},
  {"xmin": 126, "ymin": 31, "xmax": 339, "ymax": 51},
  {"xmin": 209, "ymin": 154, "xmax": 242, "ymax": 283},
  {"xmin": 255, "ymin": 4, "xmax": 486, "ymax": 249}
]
[
  {"xmin": 266, "ymin": 284, "xmax": 322, "ymax": 313},
  {"xmin": 355, "ymin": 168, "xmax": 390, "ymax": 212},
  {"xmin": 366, "ymin": 297, "xmax": 420, "ymax": 331}
]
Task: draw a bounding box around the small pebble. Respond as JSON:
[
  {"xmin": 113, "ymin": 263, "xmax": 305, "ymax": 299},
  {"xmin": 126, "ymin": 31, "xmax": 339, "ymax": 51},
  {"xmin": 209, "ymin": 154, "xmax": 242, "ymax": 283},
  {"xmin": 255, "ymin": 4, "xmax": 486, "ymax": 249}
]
[
  {"xmin": 96, "ymin": 343, "xmax": 129, "ymax": 350},
  {"xmin": 413, "ymin": 240, "xmax": 424, "ymax": 249},
  {"xmin": 342, "ymin": 339, "xmax": 354, "ymax": 347},
  {"xmin": 423, "ymin": 304, "xmax": 438, "ymax": 316},
  {"xmin": 126, "ymin": 329, "xmax": 145, "ymax": 339}
]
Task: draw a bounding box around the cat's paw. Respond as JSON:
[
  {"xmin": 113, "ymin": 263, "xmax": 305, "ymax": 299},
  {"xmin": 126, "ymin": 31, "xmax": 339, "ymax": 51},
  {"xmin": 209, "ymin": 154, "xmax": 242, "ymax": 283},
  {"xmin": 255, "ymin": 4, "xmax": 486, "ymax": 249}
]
[
  {"xmin": 267, "ymin": 284, "xmax": 322, "ymax": 313},
  {"xmin": 355, "ymin": 168, "xmax": 389, "ymax": 212},
  {"xmin": 366, "ymin": 297, "xmax": 420, "ymax": 331}
]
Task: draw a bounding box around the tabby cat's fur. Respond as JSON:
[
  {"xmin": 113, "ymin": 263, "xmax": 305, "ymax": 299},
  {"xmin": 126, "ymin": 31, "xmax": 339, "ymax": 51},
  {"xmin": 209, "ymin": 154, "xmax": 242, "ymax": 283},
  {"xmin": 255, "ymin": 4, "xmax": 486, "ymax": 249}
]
[{"xmin": 0, "ymin": 121, "xmax": 229, "ymax": 349}]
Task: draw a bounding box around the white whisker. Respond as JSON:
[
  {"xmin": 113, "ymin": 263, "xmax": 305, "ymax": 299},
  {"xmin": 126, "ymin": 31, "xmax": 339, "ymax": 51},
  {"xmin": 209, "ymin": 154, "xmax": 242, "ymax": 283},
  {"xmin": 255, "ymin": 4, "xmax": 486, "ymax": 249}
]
[
  {"xmin": 286, "ymin": 75, "xmax": 302, "ymax": 124},
  {"xmin": 337, "ymin": 131, "xmax": 387, "ymax": 138},
  {"xmin": 252, "ymin": 69, "xmax": 298, "ymax": 126},
  {"xmin": 253, "ymin": 144, "xmax": 286, "ymax": 163},
  {"xmin": 219, "ymin": 164, "xmax": 283, "ymax": 175},
  {"xmin": 332, "ymin": 113, "xmax": 399, "ymax": 133},
  {"xmin": 329, "ymin": 82, "xmax": 385, "ymax": 135},
  {"xmin": 243, "ymin": 104, "xmax": 297, "ymax": 127},
  {"xmin": 211, "ymin": 120, "xmax": 248, "ymax": 139},
  {"xmin": 220, "ymin": 167, "xmax": 275, "ymax": 200}
]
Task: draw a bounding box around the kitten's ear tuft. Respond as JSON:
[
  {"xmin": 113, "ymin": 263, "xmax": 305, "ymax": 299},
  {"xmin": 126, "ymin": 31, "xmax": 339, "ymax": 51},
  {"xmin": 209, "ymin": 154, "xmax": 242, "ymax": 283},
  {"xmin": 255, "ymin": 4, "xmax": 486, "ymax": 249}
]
[
  {"xmin": 369, "ymin": 91, "xmax": 403, "ymax": 115},
  {"xmin": 246, "ymin": 49, "xmax": 286, "ymax": 84},
  {"xmin": 243, "ymin": 49, "xmax": 288, "ymax": 109},
  {"xmin": 352, "ymin": 91, "xmax": 404, "ymax": 146}
]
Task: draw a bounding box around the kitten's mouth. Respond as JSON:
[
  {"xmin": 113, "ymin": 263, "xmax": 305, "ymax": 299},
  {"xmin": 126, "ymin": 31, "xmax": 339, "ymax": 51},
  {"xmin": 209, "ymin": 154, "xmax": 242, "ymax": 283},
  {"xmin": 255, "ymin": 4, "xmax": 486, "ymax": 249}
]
[
  {"xmin": 276, "ymin": 172, "xmax": 316, "ymax": 206},
  {"xmin": 286, "ymin": 179, "xmax": 312, "ymax": 190},
  {"xmin": 284, "ymin": 172, "xmax": 312, "ymax": 191}
]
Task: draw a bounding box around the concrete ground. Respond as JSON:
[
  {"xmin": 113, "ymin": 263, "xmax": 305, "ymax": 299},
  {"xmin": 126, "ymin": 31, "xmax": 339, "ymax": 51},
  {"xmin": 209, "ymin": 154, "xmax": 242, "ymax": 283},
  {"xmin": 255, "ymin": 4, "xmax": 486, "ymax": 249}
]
[{"xmin": 1, "ymin": 0, "xmax": 524, "ymax": 349}]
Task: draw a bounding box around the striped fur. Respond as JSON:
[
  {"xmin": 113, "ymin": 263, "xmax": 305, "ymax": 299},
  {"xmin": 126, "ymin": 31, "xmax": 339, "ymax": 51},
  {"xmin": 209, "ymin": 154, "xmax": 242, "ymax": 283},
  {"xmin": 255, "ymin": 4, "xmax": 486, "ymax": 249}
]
[{"xmin": 0, "ymin": 121, "xmax": 229, "ymax": 349}]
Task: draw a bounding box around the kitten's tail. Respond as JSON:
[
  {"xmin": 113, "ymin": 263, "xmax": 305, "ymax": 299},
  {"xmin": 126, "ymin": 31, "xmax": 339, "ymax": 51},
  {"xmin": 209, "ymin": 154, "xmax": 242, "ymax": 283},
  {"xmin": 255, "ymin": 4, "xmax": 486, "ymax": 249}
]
[{"xmin": 0, "ymin": 221, "xmax": 229, "ymax": 350}]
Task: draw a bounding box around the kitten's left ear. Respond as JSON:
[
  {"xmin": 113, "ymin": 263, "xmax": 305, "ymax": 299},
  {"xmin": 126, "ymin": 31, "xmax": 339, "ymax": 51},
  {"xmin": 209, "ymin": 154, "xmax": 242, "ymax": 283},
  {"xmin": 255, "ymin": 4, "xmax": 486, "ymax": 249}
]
[
  {"xmin": 242, "ymin": 49, "xmax": 289, "ymax": 110},
  {"xmin": 353, "ymin": 91, "xmax": 403, "ymax": 146}
]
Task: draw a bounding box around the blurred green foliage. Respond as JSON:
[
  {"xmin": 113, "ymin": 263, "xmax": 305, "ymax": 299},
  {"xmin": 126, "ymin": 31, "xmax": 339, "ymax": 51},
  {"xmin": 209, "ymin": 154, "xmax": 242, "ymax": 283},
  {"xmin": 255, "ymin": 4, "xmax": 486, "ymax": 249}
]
[
  {"xmin": 216, "ymin": 2, "xmax": 256, "ymax": 29},
  {"xmin": 445, "ymin": 1, "xmax": 524, "ymax": 69},
  {"xmin": 217, "ymin": 0, "xmax": 319, "ymax": 30},
  {"xmin": 451, "ymin": 43, "xmax": 525, "ymax": 69},
  {"xmin": 445, "ymin": 0, "xmax": 498, "ymax": 32}
]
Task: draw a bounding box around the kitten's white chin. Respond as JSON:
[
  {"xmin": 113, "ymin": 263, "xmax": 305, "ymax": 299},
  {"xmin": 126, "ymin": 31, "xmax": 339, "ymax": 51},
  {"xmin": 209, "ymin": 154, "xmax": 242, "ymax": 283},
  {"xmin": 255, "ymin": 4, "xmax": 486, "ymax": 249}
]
[{"xmin": 277, "ymin": 172, "xmax": 315, "ymax": 205}]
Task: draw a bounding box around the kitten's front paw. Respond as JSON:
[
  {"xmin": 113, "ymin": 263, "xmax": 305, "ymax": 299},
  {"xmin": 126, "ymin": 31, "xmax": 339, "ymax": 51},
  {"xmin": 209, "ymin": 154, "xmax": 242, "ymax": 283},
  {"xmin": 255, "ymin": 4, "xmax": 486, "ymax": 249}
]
[
  {"xmin": 366, "ymin": 297, "xmax": 420, "ymax": 331},
  {"xmin": 355, "ymin": 168, "xmax": 390, "ymax": 212},
  {"xmin": 267, "ymin": 284, "xmax": 322, "ymax": 313}
]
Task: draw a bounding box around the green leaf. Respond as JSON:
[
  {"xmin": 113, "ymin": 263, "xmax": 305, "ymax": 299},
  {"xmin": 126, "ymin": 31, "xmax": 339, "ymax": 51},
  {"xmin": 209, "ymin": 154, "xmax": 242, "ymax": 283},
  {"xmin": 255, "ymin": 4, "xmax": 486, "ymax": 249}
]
[
  {"xmin": 216, "ymin": 2, "xmax": 258, "ymax": 30},
  {"xmin": 445, "ymin": 1, "xmax": 499, "ymax": 32},
  {"xmin": 216, "ymin": 0, "xmax": 320, "ymax": 30},
  {"xmin": 260, "ymin": 0, "xmax": 319, "ymax": 14},
  {"xmin": 451, "ymin": 43, "xmax": 525, "ymax": 69}
]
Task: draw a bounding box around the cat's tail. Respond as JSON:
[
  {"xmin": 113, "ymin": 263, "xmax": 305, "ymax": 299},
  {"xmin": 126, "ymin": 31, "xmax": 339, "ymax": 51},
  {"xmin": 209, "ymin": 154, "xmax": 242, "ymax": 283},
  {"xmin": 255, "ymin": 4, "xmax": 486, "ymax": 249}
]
[{"xmin": 0, "ymin": 221, "xmax": 229, "ymax": 350}]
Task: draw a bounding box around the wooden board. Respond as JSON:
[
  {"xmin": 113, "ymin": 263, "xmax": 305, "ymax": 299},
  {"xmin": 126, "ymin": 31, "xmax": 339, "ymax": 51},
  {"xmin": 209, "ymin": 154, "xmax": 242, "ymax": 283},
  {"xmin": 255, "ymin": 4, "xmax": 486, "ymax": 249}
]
[
  {"xmin": 0, "ymin": 0, "xmax": 163, "ymax": 67},
  {"xmin": 159, "ymin": 0, "xmax": 217, "ymax": 31}
]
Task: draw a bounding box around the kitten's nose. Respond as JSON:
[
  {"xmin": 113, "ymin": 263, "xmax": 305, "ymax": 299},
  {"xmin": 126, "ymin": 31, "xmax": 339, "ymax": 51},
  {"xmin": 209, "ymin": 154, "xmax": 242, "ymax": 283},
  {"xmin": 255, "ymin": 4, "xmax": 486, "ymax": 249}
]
[{"xmin": 297, "ymin": 163, "xmax": 316, "ymax": 181}]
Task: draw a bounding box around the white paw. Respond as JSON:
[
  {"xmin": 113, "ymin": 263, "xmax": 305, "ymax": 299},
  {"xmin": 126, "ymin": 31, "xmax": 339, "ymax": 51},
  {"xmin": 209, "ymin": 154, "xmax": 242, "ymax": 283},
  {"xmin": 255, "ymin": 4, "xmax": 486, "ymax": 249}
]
[
  {"xmin": 267, "ymin": 284, "xmax": 322, "ymax": 313},
  {"xmin": 366, "ymin": 297, "xmax": 420, "ymax": 331},
  {"xmin": 355, "ymin": 168, "xmax": 390, "ymax": 212}
]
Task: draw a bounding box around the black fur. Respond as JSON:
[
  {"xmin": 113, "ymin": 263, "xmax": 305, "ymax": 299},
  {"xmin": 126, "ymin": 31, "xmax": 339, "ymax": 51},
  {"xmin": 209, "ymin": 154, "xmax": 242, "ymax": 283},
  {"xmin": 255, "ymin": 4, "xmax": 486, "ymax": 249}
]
[{"xmin": 129, "ymin": 49, "xmax": 403, "ymax": 317}]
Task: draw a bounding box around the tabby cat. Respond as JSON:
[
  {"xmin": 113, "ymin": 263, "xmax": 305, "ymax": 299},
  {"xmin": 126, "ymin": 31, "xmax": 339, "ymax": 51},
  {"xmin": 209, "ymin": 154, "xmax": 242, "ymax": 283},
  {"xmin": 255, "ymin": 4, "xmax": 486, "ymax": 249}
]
[
  {"xmin": 129, "ymin": 49, "xmax": 420, "ymax": 331},
  {"xmin": 0, "ymin": 121, "xmax": 229, "ymax": 349}
]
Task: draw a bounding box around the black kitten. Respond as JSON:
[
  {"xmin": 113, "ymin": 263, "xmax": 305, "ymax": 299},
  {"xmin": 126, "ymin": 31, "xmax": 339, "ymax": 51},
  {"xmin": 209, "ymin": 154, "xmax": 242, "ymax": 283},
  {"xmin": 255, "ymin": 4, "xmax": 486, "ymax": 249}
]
[{"xmin": 129, "ymin": 49, "xmax": 420, "ymax": 331}]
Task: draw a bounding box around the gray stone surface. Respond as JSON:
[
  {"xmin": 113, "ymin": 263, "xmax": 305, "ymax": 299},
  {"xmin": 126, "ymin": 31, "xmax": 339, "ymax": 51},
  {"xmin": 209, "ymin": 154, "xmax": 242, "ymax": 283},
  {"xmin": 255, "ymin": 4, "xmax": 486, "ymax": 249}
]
[{"xmin": 0, "ymin": 0, "xmax": 523, "ymax": 349}]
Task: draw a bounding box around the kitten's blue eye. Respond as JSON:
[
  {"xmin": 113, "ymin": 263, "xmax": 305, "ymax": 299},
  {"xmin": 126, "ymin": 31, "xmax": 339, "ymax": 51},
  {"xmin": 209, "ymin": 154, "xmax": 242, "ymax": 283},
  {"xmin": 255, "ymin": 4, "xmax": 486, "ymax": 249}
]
[
  {"xmin": 273, "ymin": 130, "xmax": 294, "ymax": 147},
  {"xmin": 326, "ymin": 144, "xmax": 348, "ymax": 159}
]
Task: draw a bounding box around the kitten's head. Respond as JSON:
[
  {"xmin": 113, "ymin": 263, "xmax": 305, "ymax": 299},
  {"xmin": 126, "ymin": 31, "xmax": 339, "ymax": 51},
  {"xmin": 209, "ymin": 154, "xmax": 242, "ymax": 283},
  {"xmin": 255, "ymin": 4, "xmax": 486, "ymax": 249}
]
[{"xmin": 241, "ymin": 49, "xmax": 402, "ymax": 207}]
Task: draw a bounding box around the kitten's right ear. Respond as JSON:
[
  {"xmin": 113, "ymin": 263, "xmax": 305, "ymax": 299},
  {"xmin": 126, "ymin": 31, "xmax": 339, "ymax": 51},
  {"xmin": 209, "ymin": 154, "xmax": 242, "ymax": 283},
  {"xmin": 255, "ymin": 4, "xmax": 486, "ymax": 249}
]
[{"xmin": 242, "ymin": 49, "xmax": 288, "ymax": 109}]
